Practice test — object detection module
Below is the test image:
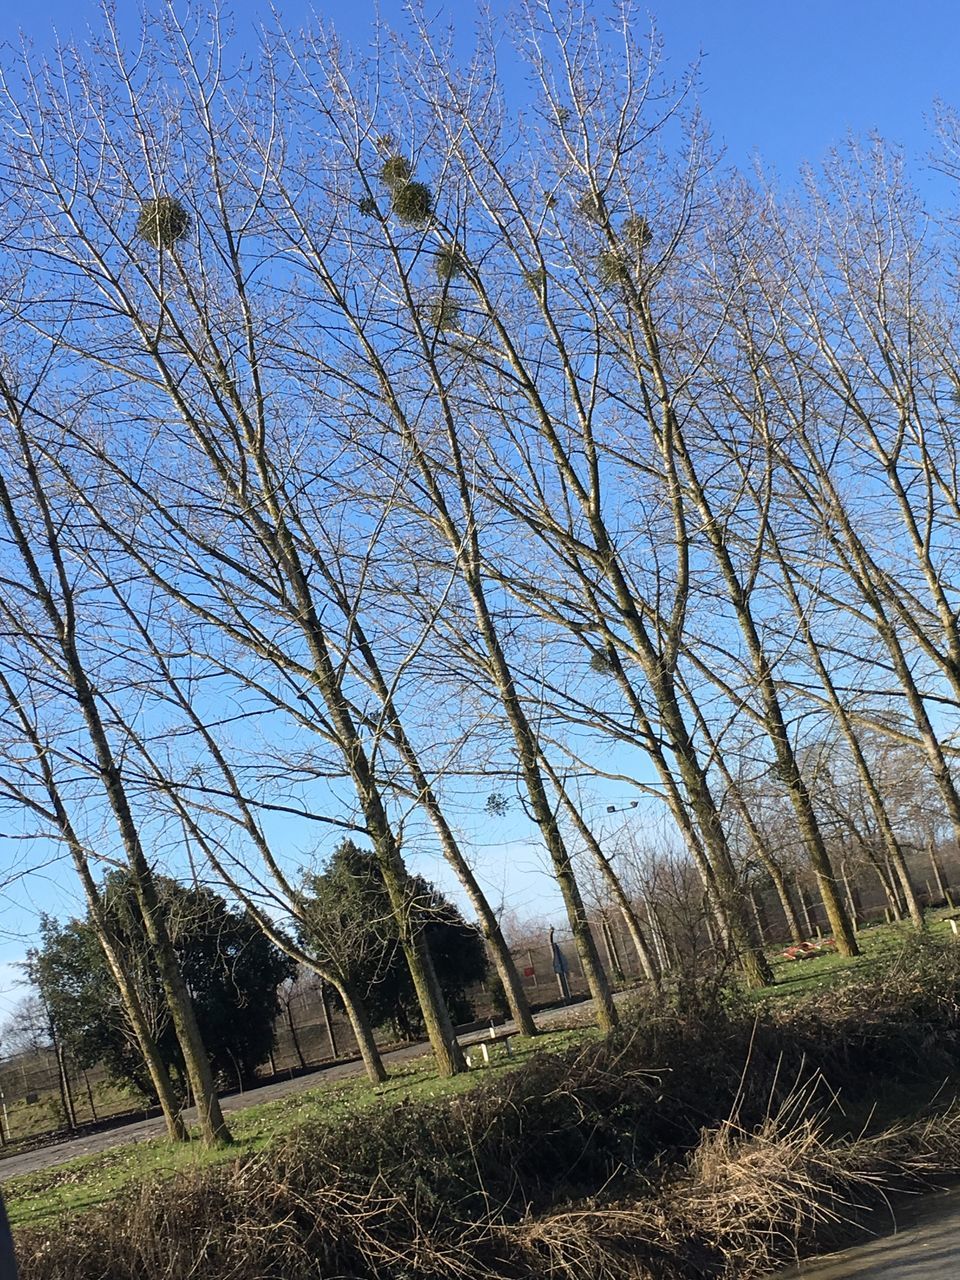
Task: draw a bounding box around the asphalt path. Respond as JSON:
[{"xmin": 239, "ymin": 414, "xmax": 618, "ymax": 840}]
[
  {"xmin": 0, "ymin": 995, "xmax": 599, "ymax": 1183},
  {"xmin": 781, "ymin": 1189, "xmax": 960, "ymax": 1279}
]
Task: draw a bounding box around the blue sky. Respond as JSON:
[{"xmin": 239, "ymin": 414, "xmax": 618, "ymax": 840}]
[
  {"xmin": 2, "ymin": 0, "xmax": 960, "ymax": 1015},
  {"xmin": 6, "ymin": 1, "xmax": 960, "ymax": 190}
]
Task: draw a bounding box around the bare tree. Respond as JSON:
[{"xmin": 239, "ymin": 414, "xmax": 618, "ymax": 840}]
[
  {"xmin": 263, "ymin": 7, "xmax": 780, "ymax": 987},
  {"xmin": 0, "ymin": 669, "xmax": 189, "ymax": 1140},
  {"xmin": 0, "ymin": 14, "xmax": 479, "ymax": 1074},
  {"xmin": 0, "ymin": 373, "xmax": 227, "ymax": 1142},
  {"xmin": 7, "ymin": 3, "xmax": 960, "ymax": 1043}
]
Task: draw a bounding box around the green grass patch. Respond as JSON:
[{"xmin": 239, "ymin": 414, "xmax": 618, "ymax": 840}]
[
  {"xmin": 759, "ymin": 911, "xmax": 958, "ymax": 1004},
  {"xmin": 4, "ymin": 1025, "xmax": 593, "ymax": 1228},
  {"xmin": 0, "ymin": 1078, "xmax": 142, "ymax": 1150},
  {"xmin": 12, "ymin": 936, "xmax": 960, "ymax": 1280},
  {"xmin": 5, "ymin": 915, "xmax": 955, "ymax": 1233}
]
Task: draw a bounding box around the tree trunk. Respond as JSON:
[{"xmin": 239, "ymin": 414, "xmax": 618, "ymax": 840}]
[
  {"xmin": 319, "ymin": 980, "xmax": 339, "ymax": 1061},
  {"xmin": 353, "ymin": 783, "xmax": 466, "ymax": 1075},
  {"xmin": 294, "ymin": 603, "xmax": 467, "ymax": 1075},
  {"xmin": 768, "ymin": 863, "xmax": 804, "ymax": 944},
  {"xmin": 329, "ymin": 605, "xmax": 538, "ymax": 1040},
  {"xmin": 929, "ymin": 839, "xmax": 954, "ymax": 908},
  {"xmin": 544, "ymin": 760, "xmax": 661, "ymax": 989},
  {"xmin": 661, "ymin": 412, "xmax": 857, "ymax": 957},
  {"xmin": 82, "ymin": 1069, "xmax": 98, "ymax": 1122},
  {"xmin": 646, "ymin": 904, "xmax": 672, "ymax": 975},
  {"xmin": 702, "ymin": 897, "xmax": 720, "ymax": 953},
  {"xmin": 600, "ymin": 914, "xmax": 625, "ymax": 983},
  {"xmin": 53, "ymin": 1035, "xmax": 77, "ymax": 1132},
  {"xmin": 749, "ymin": 888, "xmax": 767, "ymax": 944},
  {"xmin": 66, "ymin": 670, "xmax": 230, "ymax": 1144},
  {"xmin": 779, "ymin": 551, "xmax": 926, "ymax": 934},
  {"xmin": 0, "ymin": 419, "xmax": 221, "ymax": 1142},
  {"xmin": 464, "ymin": 589, "xmax": 619, "ymax": 1030},
  {"xmin": 367, "ymin": 360, "xmax": 617, "ymax": 1031},
  {"xmin": 796, "ymin": 876, "xmax": 815, "ymax": 938},
  {"xmin": 840, "ymin": 862, "xmax": 860, "ymax": 932},
  {"xmin": 286, "ymin": 1001, "xmax": 306, "ymax": 1071},
  {"xmin": 338, "ymin": 979, "xmax": 387, "ymax": 1084},
  {"xmin": 640, "ymin": 654, "xmax": 773, "ymax": 986},
  {"xmin": 679, "ymin": 679, "xmax": 805, "ymax": 947},
  {"xmin": 0, "ymin": 666, "xmax": 186, "ymax": 1138},
  {"xmin": 550, "ymin": 929, "xmax": 572, "ymax": 1003},
  {"xmin": 69, "ymin": 841, "xmax": 188, "ymax": 1141},
  {"xmin": 874, "ymin": 859, "xmax": 903, "ymax": 919},
  {"xmin": 793, "ymin": 459, "xmax": 960, "ymax": 886},
  {"xmin": 126, "ymin": 865, "xmax": 231, "ymax": 1145}
]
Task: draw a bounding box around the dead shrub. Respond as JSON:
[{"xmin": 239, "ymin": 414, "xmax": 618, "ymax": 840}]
[{"xmin": 16, "ymin": 940, "xmax": 960, "ymax": 1280}]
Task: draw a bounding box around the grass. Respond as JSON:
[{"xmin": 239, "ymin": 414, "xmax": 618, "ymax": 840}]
[
  {"xmin": 760, "ymin": 909, "xmax": 958, "ymax": 1004},
  {"xmin": 3, "ymin": 1025, "xmax": 593, "ymax": 1228},
  {"xmin": 11, "ymin": 931, "xmax": 960, "ymax": 1280},
  {"xmin": 0, "ymin": 1078, "xmax": 142, "ymax": 1149},
  {"xmin": 6, "ymin": 914, "xmax": 954, "ymax": 1226},
  {"xmin": 6, "ymin": 913, "xmax": 960, "ymax": 1264}
]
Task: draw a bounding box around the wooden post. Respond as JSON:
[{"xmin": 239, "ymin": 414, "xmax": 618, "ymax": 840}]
[
  {"xmin": 840, "ymin": 862, "xmax": 860, "ymax": 932},
  {"xmin": 929, "ymin": 838, "xmax": 955, "ymax": 909},
  {"xmin": 749, "ymin": 888, "xmax": 766, "ymax": 943},
  {"xmin": 549, "ymin": 928, "xmax": 571, "ymax": 1003},
  {"xmin": 285, "ymin": 995, "xmax": 307, "ymax": 1070},
  {"xmin": 54, "ymin": 1039, "xmax": 77, "ymax": 1131},
  {"xmin": 796, "ymin": 876, "xmax": 815, "ymax": 937},
  {"xmin": 648, "ymin": 904, "xmax": 671, "ymax": 974}
]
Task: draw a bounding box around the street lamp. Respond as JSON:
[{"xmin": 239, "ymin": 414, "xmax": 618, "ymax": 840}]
[{"xmin": 599, "ymin": 799, "xmax": 670, "ymax": 980}]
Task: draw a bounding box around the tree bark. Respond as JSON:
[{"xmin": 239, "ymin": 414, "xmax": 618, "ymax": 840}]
[
  {"xmin": 285, "ymin": 1001, "xmax": 306, "ymax": 1071},
  {"xmin": 0, "ymin": 408, "xmax": 228, "ymax": 1145},
  {"xmin": 319, "ymin": 981, "xmax": 339, "ymax": 1061},
  {"xmin": 338, "ymin": 978, "xmax": 387, "ymax": 1084}
]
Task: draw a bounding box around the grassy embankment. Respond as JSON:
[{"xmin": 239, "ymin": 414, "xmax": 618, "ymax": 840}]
[
  {"xmin": 4, "ymin": 1024, "xmax": 594, "ymax": 1227},
  {"xmin": 759, "ymin": 909, "xmax": 959, "ymax": 1002},
  {"xmin": 0, "ymin": 1078, "xmax": 146, "ymax": 1153},
  {"xmin": 7, "ymin": 915, "xmax": 960, "ymax": 1278}
]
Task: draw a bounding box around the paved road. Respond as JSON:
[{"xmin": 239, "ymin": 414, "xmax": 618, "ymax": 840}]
[
  {"xmin": 0, "ymin": 996, "xmax": 599, "ymax": 1183},
  {"xmin": 781, "ymin": 1190, "xmax": 960, "ymax": 1279}
]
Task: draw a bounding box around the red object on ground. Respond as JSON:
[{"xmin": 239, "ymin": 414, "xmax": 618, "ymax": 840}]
[{"xmin": 782, "ymin": 938, "xmax": 838, "ymax": 961}]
